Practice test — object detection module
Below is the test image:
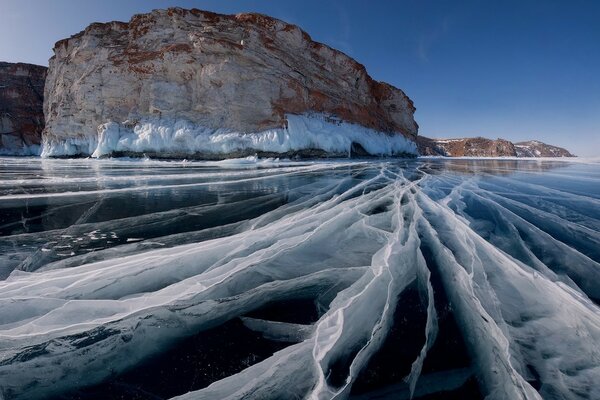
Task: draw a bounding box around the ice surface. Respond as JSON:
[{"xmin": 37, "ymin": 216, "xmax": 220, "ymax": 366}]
[
  {"xmin": 40, "ymin": 113, "xmax": 418, "ymax": 158},
  {"xmin": 0, "ymin": 157, "xmax": 599, "ymax": 399}
]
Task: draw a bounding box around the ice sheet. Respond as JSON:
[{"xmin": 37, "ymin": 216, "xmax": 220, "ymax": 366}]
[{"xmin": 0, "ymin": 157, "xmax": 599, "ymax": 400}]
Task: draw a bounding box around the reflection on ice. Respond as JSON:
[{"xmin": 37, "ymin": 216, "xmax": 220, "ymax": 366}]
[{"xmin": 0, "ymin": 156, "xmax": 599, "ymax": 400}]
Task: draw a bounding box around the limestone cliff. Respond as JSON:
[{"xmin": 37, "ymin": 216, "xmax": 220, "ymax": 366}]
[
  {"xmin": 42, "ymin": 8, "xmax": 418, "ymax": 158},
  {"xmin": 0, "ymin": 62, "xmax": 47, "ymax": 155}
]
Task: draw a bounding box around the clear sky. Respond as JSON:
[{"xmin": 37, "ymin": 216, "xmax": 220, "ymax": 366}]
[{"xmin": 1, "ymin": 0, "xmax": 599, "ymax": 156}]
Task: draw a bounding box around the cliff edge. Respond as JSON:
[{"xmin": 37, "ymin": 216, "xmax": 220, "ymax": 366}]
[{"xmin": 42, "ymin": 8, "xmax": 418, "ymax": 158}]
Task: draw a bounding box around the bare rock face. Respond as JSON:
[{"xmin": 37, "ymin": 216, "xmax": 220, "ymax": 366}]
[
  {"xmin": 43, "ymin": 8, "xmax": 418, "ymax": 158},
  {"xmin": 514, "ymin": 140, "xmax": 575, "ymax": 157},
  {"xmin": 0, "ymin": 62, "xmax": 47, "ymax": 155},
  {"xmin": 417, "ymin": 136, "xmax": 517, "ymax": 157}
]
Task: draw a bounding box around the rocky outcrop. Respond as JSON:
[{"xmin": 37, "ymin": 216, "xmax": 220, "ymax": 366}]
[
  {"xmin": 514, "ymin": 140, "xmax": 575, "ymax": 157},
  {"xmin": 0, "ymin": 62, "xmax": 47, "ymax": 155},
  {"xmin": 417, "ymin": 136, "xmax": 575, "ymax": 157},
  {"xmin": 42, "ymin": 8, "xmax": 418, "ymax": 158}
]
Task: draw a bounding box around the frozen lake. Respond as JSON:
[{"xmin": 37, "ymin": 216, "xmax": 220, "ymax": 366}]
[{"xmin": 0, "ymin": 156, "xmax": 599, "ymax": 400}]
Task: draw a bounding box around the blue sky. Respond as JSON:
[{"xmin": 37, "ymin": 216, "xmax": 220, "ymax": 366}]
[{"xmin": 1, "ymin": 0, "xmax": 599, "ymax": 156}]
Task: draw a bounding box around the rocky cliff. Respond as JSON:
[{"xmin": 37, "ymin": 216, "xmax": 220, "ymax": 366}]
[
  {"xmin": 0, "ymin": 62, "xmax": 47, "ymax": 155},
  {"xmin": 42, "ymin": 8, "xmax": 418, "ymax": 158}
]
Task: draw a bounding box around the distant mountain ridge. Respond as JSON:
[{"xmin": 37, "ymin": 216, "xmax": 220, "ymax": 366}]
[
  {"xmin": 514, "ymin": 140, "xmax": 575, "ymax": 157},
  {"xmin": 417, "ymin": 136, "xmax": 575, "ymax": 157}
]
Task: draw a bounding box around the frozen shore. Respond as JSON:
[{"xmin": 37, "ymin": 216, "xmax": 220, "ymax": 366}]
[{"xmin": 41, "ymin": 113, "xmax": 418, "ymax": 159}]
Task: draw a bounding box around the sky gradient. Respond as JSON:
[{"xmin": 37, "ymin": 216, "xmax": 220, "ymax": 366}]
[{"xmin": 1, "ymin": 0, "xmax": 599, "ymax": 156}]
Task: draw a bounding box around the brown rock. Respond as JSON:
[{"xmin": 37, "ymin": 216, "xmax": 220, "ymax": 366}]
[{"xmin": 0, "ymin": 62, "xmax": 47, "ymax": 155}]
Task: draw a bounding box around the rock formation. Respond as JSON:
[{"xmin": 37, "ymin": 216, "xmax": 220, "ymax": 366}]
[
  {"xmin": 0, "ymin": 62, "xmax": 47, "ymax": 155},
  {"xmin": 42, "ymin": 8, "xmax": 418, "ymax": 158},
  {"xmin": 417, "ymin": 136, "xmax": 575, "ymax": 157},
  {"xmin": 514, "ymin": 140, "xmax": 575, "ymax": 157}
]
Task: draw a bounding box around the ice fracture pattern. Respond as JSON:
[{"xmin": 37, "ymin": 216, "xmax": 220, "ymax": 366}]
[{"xmin": 0, "ymin": 156, "xmax": 599, "ymax": 400}]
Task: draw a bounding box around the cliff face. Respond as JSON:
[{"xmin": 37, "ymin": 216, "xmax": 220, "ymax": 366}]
[
  {"xmin": 417, "ymin": 136, "xmax": 575, "ymax": 158},
  {"xmin": 515, "ymin": 140, "xmax": 575, "ymax": 157},
  {"xmin": 0, "ymin": 62, "xmax": 47, "ymax": 155},
  {"xmin": 42, "ymin": 8, "xmax": 418, "ymax": 158}
]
